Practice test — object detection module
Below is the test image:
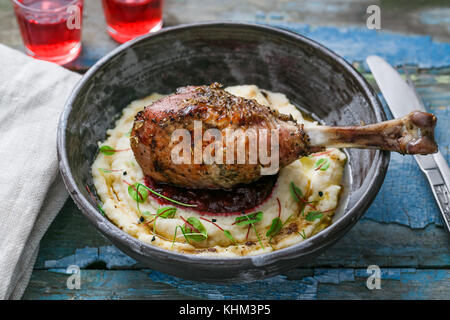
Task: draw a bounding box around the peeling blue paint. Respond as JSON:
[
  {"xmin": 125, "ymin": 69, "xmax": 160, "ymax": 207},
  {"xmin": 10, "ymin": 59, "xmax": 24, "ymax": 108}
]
[
  {"xmin": 144, "ymin": 268, "xmax": 450, "ymax": 300},
  {"xmin": 24, "ymin": 268, "xmax": 450, "ymax": 300},
  {"xmin": 99, "ymin": 246, "xmax": 137, "ymax": 268},
  {"xmin": 419, "ymin": 8, "xmax": 450, "ymax": 28},
  {"xmin": 271, "ymin": 22, "xmax": 450, "ymax": 68},
  {"xmin": 314, "ymin": 268, "xmax": 355, "ymax": 283},
  {"xmin": 148, "ymin": 271, "xmax": 318, "ymax": 300},
  {"xmin": 44, "ymin": 246, "xmax": 137, "ymax": 269}
]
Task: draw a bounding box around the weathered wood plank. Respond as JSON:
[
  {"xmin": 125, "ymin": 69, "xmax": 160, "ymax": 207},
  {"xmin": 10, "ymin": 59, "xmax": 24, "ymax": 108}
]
[
  {"xmin": 22, "ymin": 268, "xmax": 450, "ymax": 300},
  {"xmin": 1, "ymin": 1, "xmax": 449, "ymax": 71},
  {"xmin": 22, "ymin": 269, "xmax": 197, "ymax": 300}
]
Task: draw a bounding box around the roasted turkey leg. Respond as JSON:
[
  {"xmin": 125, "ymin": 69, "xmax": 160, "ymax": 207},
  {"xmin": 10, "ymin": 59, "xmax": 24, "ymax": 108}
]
[{"xmin": 131, "ymin": 84, "xmax": 438, "ymax": 189}]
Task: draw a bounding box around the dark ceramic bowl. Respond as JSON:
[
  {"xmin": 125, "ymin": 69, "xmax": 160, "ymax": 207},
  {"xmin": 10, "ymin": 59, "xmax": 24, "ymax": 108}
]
[{"xmin": 58, "ymin": 22, "xmax": 389, "ymax": 283}]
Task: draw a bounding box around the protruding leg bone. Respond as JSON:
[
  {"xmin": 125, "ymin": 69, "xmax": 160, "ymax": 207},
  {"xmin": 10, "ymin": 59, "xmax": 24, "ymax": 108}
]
[{"xmin": 306, "ymin": 111, "xmax": 438, "ymax": 155}]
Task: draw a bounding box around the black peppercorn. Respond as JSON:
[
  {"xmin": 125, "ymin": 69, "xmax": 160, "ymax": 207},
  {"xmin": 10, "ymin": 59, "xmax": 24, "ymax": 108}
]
[{"xmin": 319, "ymin": 191, "xmax": 323, "ymax": 197}]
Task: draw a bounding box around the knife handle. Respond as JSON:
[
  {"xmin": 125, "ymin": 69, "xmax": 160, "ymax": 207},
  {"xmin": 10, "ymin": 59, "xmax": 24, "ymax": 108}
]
[{"xmin": 420, "ymin": 155, "xmax": 450, "ymax": 232}]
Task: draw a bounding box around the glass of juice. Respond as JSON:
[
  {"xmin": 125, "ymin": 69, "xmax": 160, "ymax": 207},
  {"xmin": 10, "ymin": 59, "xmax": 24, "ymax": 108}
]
[
  {"xmin": 101, "ymin": 0, "xmax": 164, "ymax": 43},
  {"xmin": 11, "ymin": 0, "xmax": 84, "ymax": 65}
]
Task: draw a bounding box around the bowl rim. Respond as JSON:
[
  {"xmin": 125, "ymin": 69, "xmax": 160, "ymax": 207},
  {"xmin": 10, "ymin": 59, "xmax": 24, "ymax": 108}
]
[{"xmin": 57, "ymin": 21, "xmax": 390, "ymax": 267}]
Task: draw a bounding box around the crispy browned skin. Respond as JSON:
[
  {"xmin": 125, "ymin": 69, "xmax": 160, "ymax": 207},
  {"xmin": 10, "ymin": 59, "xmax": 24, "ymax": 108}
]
[
  {"xmin": 130, "ymin": 83, "xmax": 311, "ymax": 189},
  {"xmin": 131, "ymin": 84, "xmax": 438, "ymax": 189}
]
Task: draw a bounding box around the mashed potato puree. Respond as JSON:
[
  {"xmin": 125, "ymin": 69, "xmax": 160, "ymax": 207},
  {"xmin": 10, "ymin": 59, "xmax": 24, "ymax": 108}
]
[{"xmin": 92, "ymin": 85, "xmax": 346, "ymax": 256}]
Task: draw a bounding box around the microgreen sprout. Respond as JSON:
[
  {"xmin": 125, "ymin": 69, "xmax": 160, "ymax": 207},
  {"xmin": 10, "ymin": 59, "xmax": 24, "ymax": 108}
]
[
  {"xmin": 128, "ymin": 182, "xmax": 148, "ymax": 203},
  {"xmin": 298, "ymin": 230, "xmax": 307, "ymax": 239},
  {"xmin": 266, "ymin": 198, "xmax": 283, "ymax": 238},
  {"xmin": 85, "ymin": 185, "xmax": 105, "ymax": 216},
  {"xmin": 99, "ymin": 168, "xmax": 124, "ymax": 173},
  {"xmin": 305, "ymin": 210, "xmax": 323, "ymax": 222},
  {"xmin": 290, "ymin": 180, "xmax": 317, "ymax": 211},
  {"xmin": 289, "ymin": 182, "xmax": 303, "ymax": 202},
  {"xmin": 123, "ymin": 180, "xmax": 197, "ymax": 207},
  {"xmin": 200, "ymin": 217, "xmax": 237, "ymax": 245},
  {"xmin": 314, "ymin": 158, "xmax": 330, "ymax": 171},
  {"xmin": 234, "ymin": 212, "xmax": 263, "ymax": 226},
  {"xmin": 180, "ymin": 216, "xmax": 207, "ymax": 242},
  {"xmin": 99, "ymin": 145, "xmax": 131, "ymax": 155},
  {"xmin": 234, "ymin": 212, "xmax": 264, "ymax": 249}
]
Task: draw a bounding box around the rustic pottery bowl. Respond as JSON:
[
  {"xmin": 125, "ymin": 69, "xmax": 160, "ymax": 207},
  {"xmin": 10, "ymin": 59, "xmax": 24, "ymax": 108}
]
[{"xmin": 57, "ymin": 22, "xmax": 389, "ymax": 283}]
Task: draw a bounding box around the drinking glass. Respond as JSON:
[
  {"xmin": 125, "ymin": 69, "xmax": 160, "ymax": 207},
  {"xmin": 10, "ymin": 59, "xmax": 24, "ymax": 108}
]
[
  {"xmin": 101, "ymin": 0, "xmax": 164, "ymax": 43},
  {"xmin": 11, "ymin": 0, "xmax": 84, "ymax": 65}
]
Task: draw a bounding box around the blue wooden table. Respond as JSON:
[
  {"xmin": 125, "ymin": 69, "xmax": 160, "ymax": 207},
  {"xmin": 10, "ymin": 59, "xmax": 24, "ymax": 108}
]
[{"xmin": 2, "ymin": 0, "xmax": 448, "ymax": 299}]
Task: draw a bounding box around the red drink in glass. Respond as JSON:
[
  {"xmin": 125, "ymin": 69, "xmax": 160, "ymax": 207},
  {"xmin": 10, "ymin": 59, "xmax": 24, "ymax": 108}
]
[
  {"xmin": 101, "ymin": 0, "xmax": 164, "ymax": 43},
  {"xmin": 12, "ymin": 0, "xmax": 84, "ymax": 65}
]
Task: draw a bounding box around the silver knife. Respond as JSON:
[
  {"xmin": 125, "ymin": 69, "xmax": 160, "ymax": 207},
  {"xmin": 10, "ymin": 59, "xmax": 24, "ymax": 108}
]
[{"xmin": 367, "ymin": 55, "xmax": 450, "ymax": 233}]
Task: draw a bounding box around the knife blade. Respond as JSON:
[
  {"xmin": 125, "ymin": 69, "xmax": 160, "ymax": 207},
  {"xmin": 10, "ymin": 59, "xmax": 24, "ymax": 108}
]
[{"xmin": 367, "ymin": 55, "xmax": 450, "ymax": 233}]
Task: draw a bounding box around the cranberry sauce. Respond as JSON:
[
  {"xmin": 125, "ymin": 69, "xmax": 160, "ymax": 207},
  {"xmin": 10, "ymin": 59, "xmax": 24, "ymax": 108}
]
[{"xmin": 144, "ymin": 174, "xmax": 278, "ymax": 215}]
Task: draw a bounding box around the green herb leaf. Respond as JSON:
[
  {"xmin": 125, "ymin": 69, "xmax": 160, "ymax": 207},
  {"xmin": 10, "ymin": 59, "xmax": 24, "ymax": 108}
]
[
  {"xmin": 182, "ymin": 217, "xmax": 207, "ymax": 242},
  {"xmin": 315, "ymin": 158, "xmax": 326, "ymax": 167},
  {"xmin": 128, "ymin": 183, "xmax": 148, "ymax": 203},
  {"xmin": 315, "ymin": 158, "xmax": 330, "ymax": 171},
  {"xmin": 266, "ymin": 217, "xmax": 283, "ymax": 237},
  {"xmin": 171, "ymin": 225, "xmax": 183, "ymax": 248},
  {"xmin": 321, "ymin": 161, "xmax": 330, "ymax": 171},
  {"xmin": 99, "ymin": 145, "xmax": 116, "ymax": 155},
  {"xmin": 235, "ymin": 211, "xmax": 263, "ymax": 226},
  {"xmin": 290, "ymin": 182, "xmax": 303, "ymax": 202},
  {"xmin": 156, "ymin": 207, "xmax": 177, "ymax": 219},
  {"xmin": 100, "ymin": 168, "xmax": 123, "ymax": 173},
  {"xmin": 138, "ymin": 183, "xmax": 197, "ymax": 207},
  {"xmin": 298, "ymin": 230, "xmax": 307, "ymax": 239},
  {"xmin": 223, "ymin": 230, "xmax": 237, "ymax": 245},
  {"xmin": 251, "ymin": 223, "xmax": 265, "ymax": 249},
  {"xmin": 305, "ymin": 210, "xmax": 323, "ymax": 221}
]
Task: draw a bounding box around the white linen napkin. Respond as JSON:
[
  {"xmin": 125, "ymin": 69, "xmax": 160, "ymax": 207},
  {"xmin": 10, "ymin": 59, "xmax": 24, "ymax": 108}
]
[{"xmin": 0, "ymin": 44, "xmax": 81, "ymax": 299}]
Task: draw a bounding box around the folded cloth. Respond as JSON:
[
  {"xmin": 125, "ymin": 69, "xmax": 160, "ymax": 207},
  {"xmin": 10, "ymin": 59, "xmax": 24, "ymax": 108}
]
[{"xmin": 0, "ymin": 44, "xmax": 81, "ymax": 299}]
